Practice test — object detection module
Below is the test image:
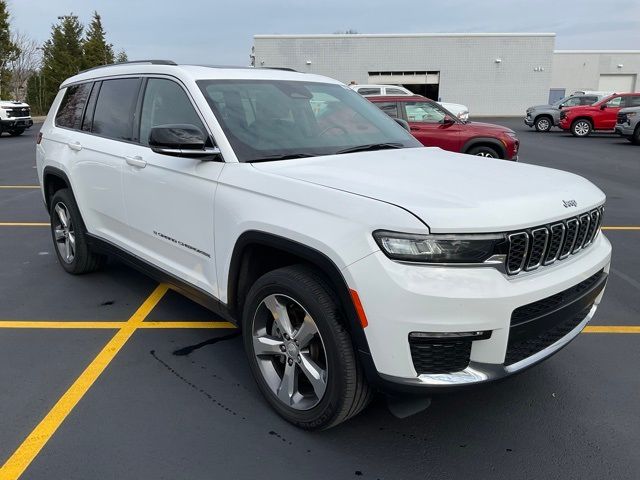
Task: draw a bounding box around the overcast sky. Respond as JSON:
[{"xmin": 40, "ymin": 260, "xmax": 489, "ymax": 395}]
[{"xmin": 7, "ymin": 0, "xmax": 640, "ymax": 65}]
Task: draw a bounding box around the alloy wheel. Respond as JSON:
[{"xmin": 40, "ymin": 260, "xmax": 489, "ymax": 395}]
[
  {"xmin": 53, "ymin": 202, "xmax": 75, "ymax": 263},
  {"xmin": 574, "ymin": 121, "xmax": 590, "ymax": 136},
  {"xmin": 536, "ymin": 118, "xmax": 550, "ymax": 131},
  {"xmin": 475, "ymin": 151, "xmax": 495, "ymax": 158},
  {"xmin": 251, "ymin": 293, "xmax": 328, "ymax": 410}
]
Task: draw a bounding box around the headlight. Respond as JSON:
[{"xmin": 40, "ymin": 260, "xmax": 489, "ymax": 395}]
[
  {"xmin": 373, "ymin": 231, "xmax": 507, "ymax": 263},
  {"xmin": 626, "ymin": 112, "xmax": 637, "ymax": 118}
]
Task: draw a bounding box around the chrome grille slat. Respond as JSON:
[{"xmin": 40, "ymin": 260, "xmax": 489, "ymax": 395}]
[
  {"xmin": 505, "ymin": 207, "xmax": 604, "ymax": 276},
  {"xmin": 525, "ymin": 227, "xmax": 549, "ymax": 271},
  {"xmin": 543, "ymin": 223, "xmax": 565, "ymax": 265}
]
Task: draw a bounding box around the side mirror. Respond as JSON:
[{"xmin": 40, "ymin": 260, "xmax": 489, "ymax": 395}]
[
  {"xmin": 442, "ymin": 115, "xmax": 456, "ymax": 125},
  {"xmin": 600, "ymin": 104, "xmax": 607, "ymax": 110},
  {"xmin": 149, "ymin": 124, "xmax": 220, "ymax": 158},
  {"xmin": 558, "ymin": 104, "xmax": 564, "ymax": 109},
  {"xmin": 393, "ymin": 117, "xmax": 410, "ymax": 131}
]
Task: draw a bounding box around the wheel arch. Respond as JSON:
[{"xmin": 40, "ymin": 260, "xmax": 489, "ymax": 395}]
[
  {"xmin": 227, "ymin": 230, "xmax": 373, "ymax": 358},
  {"xmin": 462, "ymin": 137, "xmax": 506, "ymax": 158},
  {"xmin": 534, "ymin": 113, "xmax": 553, "ymax": 125},
  {"xmin": 43, "ymin": 166, "xmax": 73, "ymax": 211}
]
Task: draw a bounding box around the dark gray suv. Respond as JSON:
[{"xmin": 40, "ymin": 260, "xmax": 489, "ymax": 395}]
[{"xmin": 525, "ymin": 94, "xmax": 600, "ymax": 132}]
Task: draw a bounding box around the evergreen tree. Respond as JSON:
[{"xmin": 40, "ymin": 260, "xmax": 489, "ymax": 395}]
[
  {"xmin": 40, "ymin": 14, "xmax": 84, "ymax": 109},
  {"xmin": 0, "ymin": 0, "xmax": 18, "ymax": 98},
  {"xmin": 83, "ymin": 11, "xmax": 114, "ymax": 68}
]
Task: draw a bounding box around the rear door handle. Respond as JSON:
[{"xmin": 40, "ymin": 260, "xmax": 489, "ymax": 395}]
[
  {"xmin": 67, "ymin": 141, "xmax": 82, "ymax": 151},
  {"xmin": 124, "ymin": 155, "xmax": 147, "ymax": 168}
]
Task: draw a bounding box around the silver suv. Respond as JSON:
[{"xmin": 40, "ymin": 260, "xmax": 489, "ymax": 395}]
[
  {"xmin": 525, "ymin": 94, "xmax": 600, "ymax": 132},
  {"xmin": 615, "ymin": 106, "xmax": 640, "ymax": 144}
]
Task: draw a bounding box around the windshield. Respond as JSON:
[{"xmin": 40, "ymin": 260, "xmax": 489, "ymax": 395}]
[
  {"xmin": 552, "ymin": 95, "xmax": 572, "ymax": 106},
  {"xmin": 197, "ymin": 79, "xmax": 420, "ymax": 162}
]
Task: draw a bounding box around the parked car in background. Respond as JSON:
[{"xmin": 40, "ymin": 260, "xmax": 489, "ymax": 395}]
[
  {"xmin": 615, "ymin": 106, "xmax": 640, "ymax": 144},
  {"xmin": 559, "ymin": 93, "xmax": 640, "ymax": 136},
  {"xmin": 350, "ymin": 84, "xmax": 469, "ymax": 121},
  {"xmin": 525, "ymin": 94, "xmax": 601, "ymax": 132},
  {"xmin": 0, "ymin": 100, "xmax": 33, "ymax": 136},
  {"xmin": 369, "ymin": 95, "xmax": 518, "ymax": 159}
]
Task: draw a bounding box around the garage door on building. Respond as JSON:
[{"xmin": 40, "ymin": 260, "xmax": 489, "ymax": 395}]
[
  {"xmin": 368, "ymin": 71, "xmax": 440, "ymax": 100},
  {"xmin": 598, "ymin": 74, "xmax": 637, "ymax": 93}
]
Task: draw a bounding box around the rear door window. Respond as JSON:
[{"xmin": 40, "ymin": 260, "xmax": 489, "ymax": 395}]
[
  {"xmin": 55, "ymin": 83, "xmax": 92, "ymax": 129},
  {"xmin": 92, "ymin": 78, "xmax": 141, "ymax": 141}
]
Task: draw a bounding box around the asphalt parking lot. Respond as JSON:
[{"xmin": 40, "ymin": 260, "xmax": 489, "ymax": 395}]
[{"xmin": 0, "ymin": 120, "xmax": 638, "ymax": 480}]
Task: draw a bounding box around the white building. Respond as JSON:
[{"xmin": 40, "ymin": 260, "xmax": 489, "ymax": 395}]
[{"xmin": 252, "ymin": 33, "xmax": 640, "ymax": 116}]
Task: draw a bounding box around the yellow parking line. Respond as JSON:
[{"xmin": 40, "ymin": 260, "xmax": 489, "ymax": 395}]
[
  {"xmin": 0, "ymin": 186, "xmax": 40, "ymax": 189},
  {"xmin": 141, "ymin": 321, "xmax": 236, "ymax": 329},
  {"xmin": 0, "ymin": 222, "xmax": 50, "ymax": 227},
  {"xmin": 0, "ymin": 284, "xmax": 169, "ymax": 480},
  {"xmin": 583, "ymin": 325, "xmax": 640, "ymax": 333}
]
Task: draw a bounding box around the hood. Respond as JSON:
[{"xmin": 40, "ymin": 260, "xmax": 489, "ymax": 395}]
[
  {"xmin": 463, "ymin": 121, "xmax": 514, "ymax": 134},
  {"xmin": 529, "ymin": 104, "xmax": 555, "ymax": 110},
  {"xmin": 0, "ymin": 100, "xmax": 29, "ymax": 107},
  {"xmin": 252, "ymin": 147, "xmax": 605, "ymax": 233}
]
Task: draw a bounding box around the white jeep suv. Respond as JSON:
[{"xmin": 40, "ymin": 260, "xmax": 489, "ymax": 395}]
[
  {"xmin": 0, "ymin": 100, "xmax": 33, "ymax": 136},
  {"xmin": 36, "ymin": 61, "xmax": 611, "ymax": 429}
]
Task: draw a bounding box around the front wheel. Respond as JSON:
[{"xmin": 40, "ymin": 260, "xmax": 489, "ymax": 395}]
[
  {"xmin": 242, "ymin": 265, "xmax": 372, "ymax": 430},
  {"xmin": 467, "ymin": 145, "xmax": 500, "ymax": 158},
  {"xmin": 571, "ymin": 119, "xmax": 592, "ymax": 137},
  {"xmin": 534, "ymin": 116, "xmax": 552, "ymax": 132}
]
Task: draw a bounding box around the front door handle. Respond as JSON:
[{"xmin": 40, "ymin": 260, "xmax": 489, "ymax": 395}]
[
  {"xmin": 124, "ymin": 155, "xmax": 147, "ymax": 168},
  {"xmin": 67, "ymin": 141, "xmax": 82, "ymax": 151}
]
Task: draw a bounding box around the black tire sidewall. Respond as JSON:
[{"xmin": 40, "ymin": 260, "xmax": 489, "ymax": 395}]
[{"xmin": 242, "ymin": 267, "xmax": 354, "ymax": 429}]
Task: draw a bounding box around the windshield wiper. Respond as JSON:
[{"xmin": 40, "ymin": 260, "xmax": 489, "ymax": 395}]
[
  {"xmin": 246, "ymin": 153, "xmax": 318, "ymax": 163},
  {"xmin": 335, "ymin": 143, "xmax": 405, "ymax": 155}
]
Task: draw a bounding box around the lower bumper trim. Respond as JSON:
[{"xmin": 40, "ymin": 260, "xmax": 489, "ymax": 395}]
[{"xmin": 379, "ymin": 304, "xmax": 596, "ymax": 387}]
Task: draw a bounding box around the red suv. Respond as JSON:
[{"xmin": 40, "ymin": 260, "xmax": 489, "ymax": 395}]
[
  {"xmin": 368, "ymin": 95, "xmax": 519, "ymax": 160},
  {"xmin": 559, "ymin": 93, "xmax": 640, "ymax": 136}
]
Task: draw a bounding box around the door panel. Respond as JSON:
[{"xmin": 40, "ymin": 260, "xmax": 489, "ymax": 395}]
[
  {"xmin": 597, "ymin": 96, "xmax": 624, "ymax": 130},
  {"xmin": 122, "ymin": 78, "xmax": 223, "ymax": 295}
]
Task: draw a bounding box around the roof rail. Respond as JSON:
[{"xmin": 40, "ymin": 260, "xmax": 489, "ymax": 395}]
[
  {"xmin": 262, "ymin": 67, "xmax": 299, "ymax": 72},
  {"xmin": 78, "ymin": 59, "xmax": 177, "ymax": 74}
]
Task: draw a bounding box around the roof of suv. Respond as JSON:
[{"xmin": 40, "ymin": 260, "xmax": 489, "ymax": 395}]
[
  {"xmin": 61, "ymin": 62, "xmax": 340, "ymax": 88},
  {"xmin": 368, "ymin": 95, "xmax": 430, "ymax": 102}
]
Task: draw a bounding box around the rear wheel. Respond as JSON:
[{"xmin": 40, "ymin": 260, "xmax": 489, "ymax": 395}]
[
  {"xmin": 571, "ymin": 119, "xmax": 592, "ymax": 137},
  {"xmin": 467, "ymin": 145, "xmax": 500, "ymax": 158},
  {"xmin": 242, "ymin": 265, "xmax": 372, "ymax": 430},
  {"xmin": 534, "ymin": 116, "xmax": 552, "ymax": 132},
  {"xmin": 8, "ymin": 128, "xmax": 25, "ymax": 136},
  {"xmin": 49, "ymin": 189, "xmax": 106, "ymax": 274}
]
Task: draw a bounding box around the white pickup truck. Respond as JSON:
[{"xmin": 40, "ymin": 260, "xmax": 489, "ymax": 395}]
[{"xmin": 0, "ymin": 100, "xmax": 33, "ymax": 136}]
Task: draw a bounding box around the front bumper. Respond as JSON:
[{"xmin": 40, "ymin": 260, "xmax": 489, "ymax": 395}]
[
  {"xmin": 0, "ymin": 117, "xmax": 33, "ymax": 129},
  {"xmin": 615, "ymin": 124, "xmax": 634, "ymax": 136},
  {"xmin": 524, "ymin": 115, "xmax": 534, "ymax": 127},
  {"xmin": 344, "ymin": 233, "xmax": 611, "ymax": 390}
]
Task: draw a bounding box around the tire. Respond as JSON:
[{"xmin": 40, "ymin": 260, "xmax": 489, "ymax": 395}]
[
  {"xmin": 49, "ymin": 189, "xmax": 106, "ymax": 274},
  {"xmin": 242, "ymin": 264, "xmax": 372, "ymax": 430},
  {"xmin": 8, "ymin": 128, "xmax": 25, "ymax": 136},
  {"xmin": 633, "ymin": 126, "xmax": 640, "ymax": 145},
  {"xmin": 534, "ymin": 116, "xmax": 552, "ymax": 132},
  {"xmin": 571, "ymin": 119, "xmax": 592, "ymax": 137},
  {"xmin": 467, "ymin": 145, "xmax": 501, "ymax": 158}
]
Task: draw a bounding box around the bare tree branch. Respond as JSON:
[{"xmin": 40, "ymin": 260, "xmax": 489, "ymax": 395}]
[{"xmin": 8, "ymin": 31, "xmax": 41, "ymax": 101}]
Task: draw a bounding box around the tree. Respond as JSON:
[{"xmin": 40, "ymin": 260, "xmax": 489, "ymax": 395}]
[
  {"xmin": 8, "ymin": 31, "xmax": 41, "ymax": 101},
  {"xmin": 40, "ymin": 14, "xmax": 84, "ymax": 109},
  {"xmin": 0, "ymin": 0, "xmax": 18, "ymax": 98},
  {"xmin": 83, "ymin": 11, "xmax": 114, "ymax": 68}
]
